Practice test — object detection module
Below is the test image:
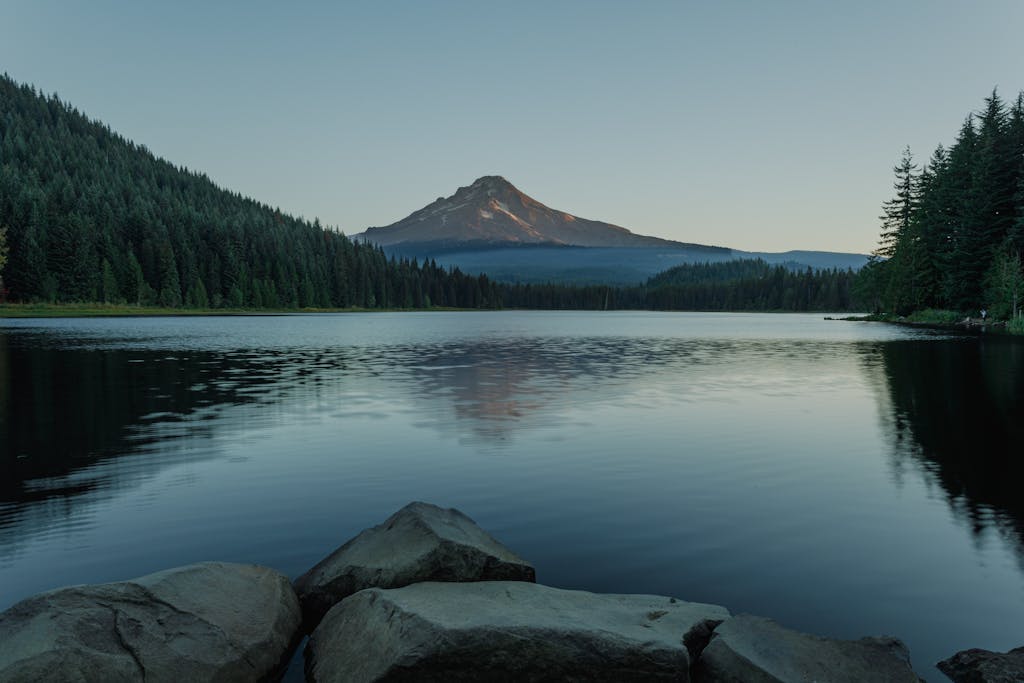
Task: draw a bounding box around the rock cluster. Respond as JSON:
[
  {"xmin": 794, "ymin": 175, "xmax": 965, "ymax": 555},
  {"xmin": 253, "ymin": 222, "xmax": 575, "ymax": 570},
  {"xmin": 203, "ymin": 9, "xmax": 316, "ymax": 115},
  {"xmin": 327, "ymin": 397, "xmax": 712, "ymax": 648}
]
[
  {"xmin": 4, "ymin": 500, "xmax": 991, "ymax": 681},
  {"xmin": 294, "ymin": 500, "xmax": 535, "ymax": 626},
  {"xmin": 306, "ymin": 581, "xmax": 728, "ymax": 682},
  {"xmin": 0, "ymin": 562, "xmax": 300, "ymax": 682},
  {"xmin": 937, "ymin": 645, "xmax": 1024, "ymax": 682},
  {"xmin": 693, "ymin": 614, "xmax": 921, "ymax": 683}
]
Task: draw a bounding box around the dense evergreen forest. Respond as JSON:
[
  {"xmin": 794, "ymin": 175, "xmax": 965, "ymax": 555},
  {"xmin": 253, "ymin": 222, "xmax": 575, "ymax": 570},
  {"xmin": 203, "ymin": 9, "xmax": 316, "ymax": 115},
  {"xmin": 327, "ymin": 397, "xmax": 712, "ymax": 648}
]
[
  {"xmin": 0, "ymin": 74, "xmax": 857, "ymax": 313},
  {"xmin": 502, "ymin": 259, "xmax": 856, "ymax": 311},
  {"xmin": 857, "ymin": 90, "xmax": 1024, "ymax": 318},
  {"xmin": 0, "ymin": 75, "xmax": 502, "ymax": 309}
]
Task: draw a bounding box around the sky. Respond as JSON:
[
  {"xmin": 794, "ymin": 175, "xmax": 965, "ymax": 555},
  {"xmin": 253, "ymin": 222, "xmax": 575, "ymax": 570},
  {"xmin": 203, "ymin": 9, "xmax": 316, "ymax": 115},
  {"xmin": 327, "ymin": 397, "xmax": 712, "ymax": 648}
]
[{"xmin": 2, "ymin": 1, "xmax": 1022, "ymax": 253}]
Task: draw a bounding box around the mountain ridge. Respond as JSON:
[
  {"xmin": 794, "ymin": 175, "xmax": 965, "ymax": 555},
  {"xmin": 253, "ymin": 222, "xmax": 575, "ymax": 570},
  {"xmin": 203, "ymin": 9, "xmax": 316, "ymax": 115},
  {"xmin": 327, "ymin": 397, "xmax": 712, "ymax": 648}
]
[{"xmin": 357, "ymin": 176, "xmax": 724, "ymax": 251}]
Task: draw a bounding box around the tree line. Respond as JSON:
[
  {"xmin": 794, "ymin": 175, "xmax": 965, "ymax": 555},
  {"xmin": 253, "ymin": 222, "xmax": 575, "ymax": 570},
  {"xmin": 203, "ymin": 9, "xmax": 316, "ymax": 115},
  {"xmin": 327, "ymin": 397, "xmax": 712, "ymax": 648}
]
[
  {"xmin": 502, "ymin": 259, "xmax": 856, "ymax": 311},
  {"xmin": 857, "ymin": 90, "xmax": 1024, "ymax": 318}
]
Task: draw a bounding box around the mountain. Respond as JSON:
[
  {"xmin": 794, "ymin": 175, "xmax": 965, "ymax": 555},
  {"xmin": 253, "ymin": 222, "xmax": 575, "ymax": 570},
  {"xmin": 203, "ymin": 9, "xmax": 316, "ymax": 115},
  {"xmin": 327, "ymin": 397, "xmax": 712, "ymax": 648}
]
[
  {"xmin": 357, "ymin": 176, "xmax": 723, "ymax": 250},
  {"xmin": 356, "ymin": 176, "xmax": 869, "ymax": 284}
]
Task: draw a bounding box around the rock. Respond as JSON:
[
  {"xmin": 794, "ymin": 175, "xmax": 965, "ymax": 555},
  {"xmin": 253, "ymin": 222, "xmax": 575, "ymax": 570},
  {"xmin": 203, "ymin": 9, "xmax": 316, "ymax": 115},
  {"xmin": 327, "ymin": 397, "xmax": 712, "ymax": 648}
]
[
  {"xmin": 0, "ymin": 562, "xmax": 301, "ymax": 683},
  {"xmin": 937, "ymin": 646, "xmax": 1024, "ymax": 682},
  {"xmin": 305, "ymin": 580, "xmax": 730, "ymax": 682},
  {"xmin": 294, "ymin": 501, "xmax": 535, "ymax": 625},
  {"xmin": 693, "ymin": 614, "xmax": 921, "ymax": 682}
]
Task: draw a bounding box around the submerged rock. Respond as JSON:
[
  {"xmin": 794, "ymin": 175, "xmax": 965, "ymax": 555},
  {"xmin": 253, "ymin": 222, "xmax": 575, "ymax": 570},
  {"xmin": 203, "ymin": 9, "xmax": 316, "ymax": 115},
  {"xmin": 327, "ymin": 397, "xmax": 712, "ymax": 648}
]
[
  {"xmin": 294, "ymin": 501, "xmax": 535, "ymax": 625},
  {"xmin": 937, "ymin": 645, "xmax": 1024, "ymax": 682},
  {"xmin": 0, "ymin": 562, "xmax": 301, "ymax": 683},
  {"xmin": 306, "ymin": 581, "xmax": 730, "ymax": 682},
  {"xmin": 693, "ymin": 614, "xmax": 921, "ymax": 682}
]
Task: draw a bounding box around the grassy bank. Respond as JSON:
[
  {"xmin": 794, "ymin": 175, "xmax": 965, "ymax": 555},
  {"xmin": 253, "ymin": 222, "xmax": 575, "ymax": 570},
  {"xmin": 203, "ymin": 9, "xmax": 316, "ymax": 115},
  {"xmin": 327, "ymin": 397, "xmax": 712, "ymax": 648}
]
[
  {"xmin": 835, "ymin": 308, "xmax": 1024, "ymax": 336},
  {"xmin": 1, "ymin": 303, "xmax": 233, "ymax": 318},
  {"xmin": 828, "ymin": 310, "xmax": 957, "ymax": 324},
  {"xmin": 0, "ymin": 303, "xmax": 473, "ymax": 318}
]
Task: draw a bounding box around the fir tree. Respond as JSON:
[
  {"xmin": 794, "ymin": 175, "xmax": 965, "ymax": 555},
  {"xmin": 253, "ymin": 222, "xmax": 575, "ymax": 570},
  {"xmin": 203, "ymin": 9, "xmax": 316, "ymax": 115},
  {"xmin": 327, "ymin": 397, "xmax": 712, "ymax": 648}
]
[
  {"xmin": 876, "ymin": 147, "xmax": 919, "ymax": 259},
  {"xmin": 0, "ymin": 224, "xmax": 8, "ymax": 300},
  {"xmin": 985, "ymin": 240, "xmax": 1024, "ymax": 319}
]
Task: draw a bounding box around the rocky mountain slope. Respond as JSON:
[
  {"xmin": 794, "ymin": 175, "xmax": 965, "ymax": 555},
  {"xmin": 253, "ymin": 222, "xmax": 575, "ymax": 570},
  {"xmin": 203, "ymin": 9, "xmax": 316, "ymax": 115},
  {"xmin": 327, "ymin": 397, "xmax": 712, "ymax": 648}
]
[{"xmin": 357, "ymin": 176, "xmax": 719, "ymax": 250}]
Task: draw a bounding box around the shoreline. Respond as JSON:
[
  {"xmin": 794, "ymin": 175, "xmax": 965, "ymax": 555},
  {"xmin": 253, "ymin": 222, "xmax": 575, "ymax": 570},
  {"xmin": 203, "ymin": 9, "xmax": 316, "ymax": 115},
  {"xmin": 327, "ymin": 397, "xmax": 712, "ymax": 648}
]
[
  {"xmin": 827, "ymin": 312, "xmax": 1023, "ymax": 336},
  {"xmin": 0, "ymin": 303, "xmax": 478, "ymax": 318},
  {"xmin": 3, "ymin": 303, "xmax": 866, "ymax": 319}
]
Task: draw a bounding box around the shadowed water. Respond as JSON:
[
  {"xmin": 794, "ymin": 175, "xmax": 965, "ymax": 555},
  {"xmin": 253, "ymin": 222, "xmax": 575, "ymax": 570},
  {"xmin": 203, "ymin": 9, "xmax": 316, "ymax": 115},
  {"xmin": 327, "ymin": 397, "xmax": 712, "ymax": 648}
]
[{"xmin": 1, "ymin": 311, "xmax": 1022, "ymax": 677}]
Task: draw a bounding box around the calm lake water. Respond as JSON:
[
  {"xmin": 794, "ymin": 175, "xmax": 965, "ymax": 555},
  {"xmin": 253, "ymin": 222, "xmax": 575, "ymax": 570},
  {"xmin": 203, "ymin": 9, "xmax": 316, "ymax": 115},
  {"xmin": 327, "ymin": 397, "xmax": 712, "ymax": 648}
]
[{"xmin": 2, "ymin": 311, "xmax": 1023, "ymax": 678}]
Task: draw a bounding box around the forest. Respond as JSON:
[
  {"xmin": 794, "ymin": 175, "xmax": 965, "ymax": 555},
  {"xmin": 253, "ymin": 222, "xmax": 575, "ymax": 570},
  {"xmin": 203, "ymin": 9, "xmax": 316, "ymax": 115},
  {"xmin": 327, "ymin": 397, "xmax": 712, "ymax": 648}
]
[
  {"xmin": 0, "ymin": 74, "xmax": 856, "ymax": 313},
  {"xmin": 501, "ymin": 260, "xmax": 855, "ymax": 311},
  {"xmin": 0, "ymin": 75, "xmax": 503, "ymax": 310},
  {"xmin": 857, "ymin": 90, "xmax": 1024, "ymax": 320}
]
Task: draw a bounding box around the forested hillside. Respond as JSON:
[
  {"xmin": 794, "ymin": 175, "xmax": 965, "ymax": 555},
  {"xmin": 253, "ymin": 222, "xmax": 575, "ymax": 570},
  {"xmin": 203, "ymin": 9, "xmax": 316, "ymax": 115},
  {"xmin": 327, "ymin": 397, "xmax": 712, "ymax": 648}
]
[
  {"xmin": 644, "ymin": 259, "xmax": 854, "ymax": 310},
  {"xmin": 502, "ymin": 259, "xmax": 856, "ymax": 311},
  {"xmin": 0, "ymin": 75, "xmax": 501, "ymax": 309},
  {"xmin": 858, "ymin": 90, "xmax": 1024, "ymax": 318}
]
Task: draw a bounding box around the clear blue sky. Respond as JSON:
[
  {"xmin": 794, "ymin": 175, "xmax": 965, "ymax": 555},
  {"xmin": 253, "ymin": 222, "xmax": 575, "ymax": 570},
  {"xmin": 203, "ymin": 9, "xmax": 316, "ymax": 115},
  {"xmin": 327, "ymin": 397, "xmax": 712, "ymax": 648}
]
[{"xmin": 2, "ymin": 1, "xmax": 1022, "ymax": 252}]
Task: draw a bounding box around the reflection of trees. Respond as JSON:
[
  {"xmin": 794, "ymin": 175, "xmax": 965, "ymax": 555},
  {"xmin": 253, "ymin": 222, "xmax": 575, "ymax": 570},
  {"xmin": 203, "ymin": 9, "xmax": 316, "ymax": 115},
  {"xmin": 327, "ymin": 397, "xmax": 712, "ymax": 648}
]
[
  {"xmin": 0, "ymin": 335, "xmax": 360, "ymax": 565},
  {"xmin": 0, "ymin": 325, "xmax": 878, "ymax": 569},
  {"xmin": 0, "ymin": 332, "xmax": 728, "ymax": 498},
  {"xmin": 2, "ymin": 338, "xmax": 260, "ymax": 503},
  {"xmin": 2, "ymin": 331, "xmax": 864, "ymax": 501},
  {"xmin": 869, "ymin": 338, "xmax": 1024, "ymax": 556}
]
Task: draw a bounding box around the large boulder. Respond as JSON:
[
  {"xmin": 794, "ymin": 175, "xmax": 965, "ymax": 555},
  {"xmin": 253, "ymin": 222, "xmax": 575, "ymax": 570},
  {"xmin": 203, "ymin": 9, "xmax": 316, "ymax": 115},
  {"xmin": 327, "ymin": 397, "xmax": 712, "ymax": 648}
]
[
  {"xmin": 693, "ymin": 614, "xmax": 921, "ymax": 682},
  {"xmin": 294, "ymin": 501, "xmax": 535, "ymax": 625},
  {"xmin": 937, "ymin": 645, "xmax": 1024, "ymax": 682},
  {"xmin": 0, "ymin": 562, "xmax": 301, "ymax": 683},
  {"xmin": 305, "ymin": 580, "xmax": 731, "ymax": 682}
]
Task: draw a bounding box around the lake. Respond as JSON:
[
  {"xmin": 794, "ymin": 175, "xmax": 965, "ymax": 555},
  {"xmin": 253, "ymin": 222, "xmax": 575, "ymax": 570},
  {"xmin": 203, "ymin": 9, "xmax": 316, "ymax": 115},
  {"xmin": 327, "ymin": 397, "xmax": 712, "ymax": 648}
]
[{"xmin": 2, "ymin": 311, "xmax": 1023, "ymax": 678}]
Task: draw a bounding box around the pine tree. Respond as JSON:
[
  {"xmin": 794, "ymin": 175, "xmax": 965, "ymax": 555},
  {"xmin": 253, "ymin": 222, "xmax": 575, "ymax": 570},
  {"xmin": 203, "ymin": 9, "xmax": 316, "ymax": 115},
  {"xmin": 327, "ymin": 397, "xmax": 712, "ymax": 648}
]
[
  {"xmin": 157, "ymin": 242, "xmax": 182, "ymax": 307},
  {"xmin": 871, "ymin": 147, "xmax": 920, "ymax": 313},
  {"xmin": 1009, "ymin": 94, "xmax": 1024, "ymax": 251},
  {"xmin": 906, "ymin": 146, "xmax": 949, "ymax": 308},
  {"xmin": 969, "ymin": 90, "xmax": 1015, "ymax": 255},
  {"xmin": 101, "ymin": 259, "xmax": 118, "ymax": 303},
  {"xmin": 943, "ymin": 116, "xmax": 981, "ymax": 309},
  {"xmin": 876, "ymin": 146, "xmax": 919, "ymax": 259},
  {"xmin": 185, "ymin": 278, "xmax": 209, "ymax": 308},
  {"xmin": 985, "ymin": 240, "xmax": 1024, "ymax": 319},
  {"xmin": 126, "ymin": 251, "xmax": 145, "ymax": 305},
  {"xmin": 0, "ymin": 224, "xmax": 8, "ymax": 300}
]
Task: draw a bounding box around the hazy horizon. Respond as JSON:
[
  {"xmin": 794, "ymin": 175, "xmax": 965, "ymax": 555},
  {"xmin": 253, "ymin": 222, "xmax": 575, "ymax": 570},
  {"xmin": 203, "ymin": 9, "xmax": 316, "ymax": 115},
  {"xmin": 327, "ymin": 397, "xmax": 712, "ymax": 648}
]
[{"xmin": 2, "ymin": 1, "xmax": 1022, "ymax": 253}]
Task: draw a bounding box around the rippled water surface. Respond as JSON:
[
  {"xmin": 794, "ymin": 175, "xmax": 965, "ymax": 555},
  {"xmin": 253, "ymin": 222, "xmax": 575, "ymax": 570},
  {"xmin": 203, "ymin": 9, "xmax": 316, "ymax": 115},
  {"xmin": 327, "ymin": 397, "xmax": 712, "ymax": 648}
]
[{"xmin": 2, "ymin": 311, "xmax": 1023, "ymax": 677}]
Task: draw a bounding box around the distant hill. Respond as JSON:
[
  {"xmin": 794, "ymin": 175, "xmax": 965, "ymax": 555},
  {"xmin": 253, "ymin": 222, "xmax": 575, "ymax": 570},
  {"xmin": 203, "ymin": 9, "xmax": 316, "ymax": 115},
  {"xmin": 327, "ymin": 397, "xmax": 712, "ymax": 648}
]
[
  {"xmin": 356, "ymin": 175, "xmax": 726, "ymax": 251},
  {"xmin": 384, "ymin": 244, "xmax": 870, "ymax": 285}
]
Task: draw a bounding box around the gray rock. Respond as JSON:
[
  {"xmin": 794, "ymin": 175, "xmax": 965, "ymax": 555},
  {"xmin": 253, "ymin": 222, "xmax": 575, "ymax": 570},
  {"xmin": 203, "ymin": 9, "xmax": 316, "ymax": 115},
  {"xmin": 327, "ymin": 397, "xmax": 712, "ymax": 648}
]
[
  {"xmin": 294, "ymin": 501, "xmax": 535, "ymax": 626},
  {"xmin": 693, "ymin": 614, "xmax": 921, "ymax": 682},
  {"xmin": 305, "ymin": 580, "xmax": 730, "ymax": 682},
  {"xmin": 0, "ymin": 562, "xmax": 301, "ymax": 683},
  {"xmin": 937, "ymin": 645, "xmax": 1024, "ymax": 682}
]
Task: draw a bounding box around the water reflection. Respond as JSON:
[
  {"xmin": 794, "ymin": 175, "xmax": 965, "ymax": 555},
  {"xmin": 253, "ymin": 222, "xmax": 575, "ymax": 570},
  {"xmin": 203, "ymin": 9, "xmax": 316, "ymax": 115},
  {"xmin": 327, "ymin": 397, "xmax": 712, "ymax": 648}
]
[
  {"xmin": 3, "ymin": 339, "xmax": 266, "ymax": 499},
  {"xmin": 2, "ymin": 328, "xmax": 873, "ymax": 504},
  {"xmin": 869, "ymin": 337, "xmax": 1024, "ymax": 559}
]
